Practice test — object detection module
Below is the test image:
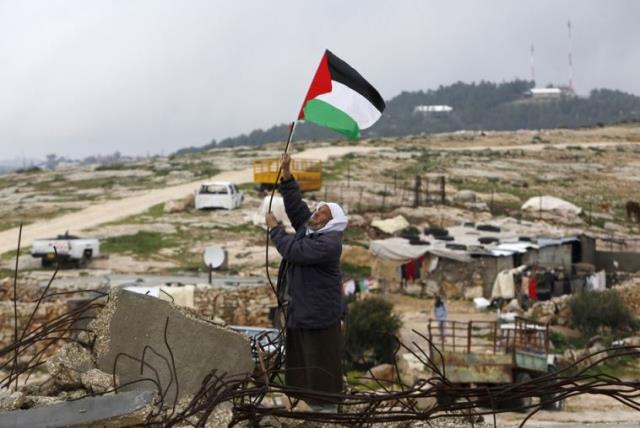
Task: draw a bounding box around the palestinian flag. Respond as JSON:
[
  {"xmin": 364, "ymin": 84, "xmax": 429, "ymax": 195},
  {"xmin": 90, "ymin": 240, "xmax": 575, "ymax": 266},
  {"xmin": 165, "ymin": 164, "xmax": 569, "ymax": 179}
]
[{"xmin": 298, "ymin": 50, "xmax": 385, "ymax": 139}]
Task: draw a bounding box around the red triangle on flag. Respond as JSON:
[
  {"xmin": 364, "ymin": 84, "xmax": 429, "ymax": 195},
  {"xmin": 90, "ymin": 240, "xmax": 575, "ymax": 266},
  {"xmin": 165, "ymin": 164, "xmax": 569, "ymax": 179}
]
[{"xmin": 298, "ymin": 50, "xmax": 332, "ymax": 120}]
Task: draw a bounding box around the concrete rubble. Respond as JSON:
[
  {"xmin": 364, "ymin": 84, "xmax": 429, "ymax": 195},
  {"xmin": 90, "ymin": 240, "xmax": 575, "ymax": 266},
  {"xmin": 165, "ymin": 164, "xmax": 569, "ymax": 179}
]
[
  {"xmin": 368, "ymin": 363, "xmax": 397, "ymax": 383},
  {"xmin": 92, "ymin": 287, "xmax": 254, "ymax": 404},
  {"xmin": 0, "ymin": 286, "xmax": 256, "ymax": 426},
  {"xmin": 45, "ymin": 342, "xmax": 95, "ymax": 390},
  {"xmin": 0, "ymin": 389, "xmax": 156, "ymax": 428}
]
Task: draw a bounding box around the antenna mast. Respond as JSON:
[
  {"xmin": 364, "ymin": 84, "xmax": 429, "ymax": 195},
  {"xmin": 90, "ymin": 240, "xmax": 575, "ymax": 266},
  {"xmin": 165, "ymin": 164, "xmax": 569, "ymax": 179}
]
[
  {"xmin": 530, "ymin": 44, "xmax": 535, "ymax": 85},
  {"xmin": 567, "ymin": 20, "xmax": 574, "ymax": 92}
]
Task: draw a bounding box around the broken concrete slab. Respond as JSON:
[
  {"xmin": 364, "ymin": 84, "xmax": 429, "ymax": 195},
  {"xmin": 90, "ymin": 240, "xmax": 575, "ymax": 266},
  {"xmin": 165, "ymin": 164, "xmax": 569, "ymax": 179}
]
[
  {"xmin": 91, "ymin": 288, "xmax": 253, "ymax": 404},
  {"xmin": 0, "ymin": 389, "xmax": 155, "ymax": 428}
]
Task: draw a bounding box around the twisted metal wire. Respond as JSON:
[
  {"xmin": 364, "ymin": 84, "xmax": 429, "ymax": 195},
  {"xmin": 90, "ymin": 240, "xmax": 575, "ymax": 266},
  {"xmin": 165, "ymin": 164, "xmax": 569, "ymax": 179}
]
[{"xmin": 2, "ymin": 228, "xmax": 640, "ymax": 427}]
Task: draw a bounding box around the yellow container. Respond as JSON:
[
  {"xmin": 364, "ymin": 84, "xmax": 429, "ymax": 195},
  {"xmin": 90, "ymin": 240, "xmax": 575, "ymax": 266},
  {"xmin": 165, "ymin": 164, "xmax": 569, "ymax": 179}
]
[{"xmin": 253, "ymin": 158, "xmax": 322, "ymax": 192}]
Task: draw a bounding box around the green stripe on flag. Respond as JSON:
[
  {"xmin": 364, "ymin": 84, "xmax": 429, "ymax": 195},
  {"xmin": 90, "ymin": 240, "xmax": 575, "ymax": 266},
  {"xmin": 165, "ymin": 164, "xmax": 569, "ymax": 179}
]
[{"xmin": 303, "ymin": 99, "xmax": 360, "ymax": 140}]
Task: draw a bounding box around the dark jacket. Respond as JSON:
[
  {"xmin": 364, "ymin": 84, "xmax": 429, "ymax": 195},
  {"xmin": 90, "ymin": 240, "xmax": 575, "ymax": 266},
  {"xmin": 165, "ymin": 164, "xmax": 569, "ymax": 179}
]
[{"xmin": 269, "ymin": 178, "xmax": 343, "ymax": 329}]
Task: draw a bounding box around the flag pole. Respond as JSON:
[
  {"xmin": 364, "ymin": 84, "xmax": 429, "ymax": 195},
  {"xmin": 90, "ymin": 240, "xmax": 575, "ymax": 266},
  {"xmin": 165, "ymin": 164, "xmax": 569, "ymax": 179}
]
[
  {"xmin": 265, "ymin": 120, "xmax": 298, "ymax": 322},
  {"xmin": 267, "ymin": 120, "xmax": 297, "ymax": 212}
]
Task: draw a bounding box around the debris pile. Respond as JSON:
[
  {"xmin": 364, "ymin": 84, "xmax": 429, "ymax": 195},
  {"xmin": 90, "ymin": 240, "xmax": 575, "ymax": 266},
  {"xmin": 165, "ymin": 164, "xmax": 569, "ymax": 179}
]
[{"xmin": 0, "ymin": 287, "xmax": 254, "ymax": 426}]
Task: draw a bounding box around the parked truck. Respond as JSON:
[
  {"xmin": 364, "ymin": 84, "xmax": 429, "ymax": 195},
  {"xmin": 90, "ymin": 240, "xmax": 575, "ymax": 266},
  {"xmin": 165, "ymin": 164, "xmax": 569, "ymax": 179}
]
[
  {"xmin": 427, "ymin": 317, "xmax": 563, "ymax": 410},
  {"xmin": 31, "ymin": 232, "xmax": 100, "ymax": 268},
  {"xmin": 253, "ymin": 158, "xmax": 322, "ymax": 192}
]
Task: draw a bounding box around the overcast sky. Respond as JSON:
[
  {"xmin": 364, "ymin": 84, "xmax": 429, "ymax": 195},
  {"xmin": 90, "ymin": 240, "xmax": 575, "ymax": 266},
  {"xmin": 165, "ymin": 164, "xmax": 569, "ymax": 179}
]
[{"xmin": 2, "ymin": 0, "xmax": 639, "ymax": 160}]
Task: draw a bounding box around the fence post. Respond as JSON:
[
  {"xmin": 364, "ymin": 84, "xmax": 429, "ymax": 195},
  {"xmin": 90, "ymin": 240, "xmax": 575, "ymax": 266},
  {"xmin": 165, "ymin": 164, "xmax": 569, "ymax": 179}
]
[
  {"xmin": 413, "ymin": 175, "xmax": 422, "ymax": 207},
  {"xmin": 452, "ymin": 321, "xmax": 456, "ymax": 352},
  {"xmin": 425, "ymin": 176, "xmax": 430, "ymax": 205},
  {"xmin": 381, "ymin": 184, "xmax": 387, "ymax": 210},
  {"xmin": 440, "ymin": 176, "xmax": 446, "ymax": 204},
  {"xmin": 428, "ymin": 320, "xmax": 433, "ymax": 356},
  {"xmin": 467, "ymin": 321, "xmax": 472, "ymax": 353}
]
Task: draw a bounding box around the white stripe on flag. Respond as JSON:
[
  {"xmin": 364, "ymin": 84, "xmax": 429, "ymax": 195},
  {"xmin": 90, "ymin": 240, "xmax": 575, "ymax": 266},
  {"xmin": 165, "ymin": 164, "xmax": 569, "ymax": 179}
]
[{"xmin": 315, "ymin": 80, "xmax": 382, "ymax": 130}]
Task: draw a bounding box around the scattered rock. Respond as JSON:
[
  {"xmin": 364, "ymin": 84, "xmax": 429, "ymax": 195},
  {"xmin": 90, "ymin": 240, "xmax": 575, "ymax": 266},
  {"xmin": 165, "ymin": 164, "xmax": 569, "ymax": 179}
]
[
  {"xmin": 368, "ymin": 363, "xmax": 397, "ymax": 383},
  {"xmin": 503, "ymin": 298, "xmax": 523, "ymax": 313},
  {"xmin": 81, "ymin": 369, "xmax": 115, "ymax": 394},
  {"xmin": 463, "ymin": 285, "xmax": 483, "ymax": 300},
  {"xmin": 396, "ymin": 353, "xmax": 430, "ymax": 387},
  {"xmin": 164, "ymin": 193, "xmax": 195, "ymax": 213},
  {"xmin": 441, "ymin": 281, "xmax": 463, "ymax": 298},
  {"xmin": 603, "ymin": 222, "xmax": 627, "ymax": 233},
  {"xmin": 453, "ymin": 190, "xmax": 477, "ymax": 203},
  {"xmin": 0, "ymin": 388, "xmax": 26, "ymax": 411},
  {"xmin": 46, "ymin": 343, "xmax": 95, "ymax": 390}
]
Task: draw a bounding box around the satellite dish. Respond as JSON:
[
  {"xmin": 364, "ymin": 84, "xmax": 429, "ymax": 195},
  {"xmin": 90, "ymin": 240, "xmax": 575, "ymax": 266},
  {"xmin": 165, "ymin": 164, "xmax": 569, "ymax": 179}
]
[{"xmin": 203, "ymin": 245, "xmax": 226, "ymax": 269}]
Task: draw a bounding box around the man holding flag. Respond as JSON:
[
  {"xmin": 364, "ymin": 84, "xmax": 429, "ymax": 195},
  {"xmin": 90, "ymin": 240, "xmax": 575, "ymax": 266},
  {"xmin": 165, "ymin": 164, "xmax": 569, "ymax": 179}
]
[{"xmin": 266, "ymin": 50, "xmax": 385, "ymax": 412}]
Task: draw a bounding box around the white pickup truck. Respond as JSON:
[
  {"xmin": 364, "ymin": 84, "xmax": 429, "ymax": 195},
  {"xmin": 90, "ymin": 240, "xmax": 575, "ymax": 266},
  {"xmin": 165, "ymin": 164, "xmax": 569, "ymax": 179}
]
[{"xmin": 31, "ymin": 232, "xmax": 100, "ymax": 268}]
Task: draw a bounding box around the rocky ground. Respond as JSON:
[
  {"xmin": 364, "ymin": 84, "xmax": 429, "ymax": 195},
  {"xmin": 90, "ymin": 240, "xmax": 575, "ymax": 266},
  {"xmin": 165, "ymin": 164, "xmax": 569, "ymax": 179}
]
[{"xmin": 1, "ymin": 124, "xmax": 640, "ymax": 426}]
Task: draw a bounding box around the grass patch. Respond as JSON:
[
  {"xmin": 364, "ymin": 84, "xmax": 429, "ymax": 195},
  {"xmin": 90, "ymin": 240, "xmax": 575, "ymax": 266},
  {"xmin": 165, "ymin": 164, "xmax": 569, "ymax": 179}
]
[
  {"xmin": 237, "ymin": 182, "xmax": 257, "ymax": 194},
  {"xmin": 0, "ymin": 268, "xmax": 16, "ymax": 280},
  {"xmin": 68, "ymin": 176, "xmax": 149, "ymax": 190},
  {"xmin": 186, "ymin": 162, "xmax": 220, "ymax": 178},
  {"xmin": 324, "ymin": 153, "xmax": 356, "ymax": 181},
  {"xmin": 101, "ymin": 231, "xmax": 177, "ymax": 257},
  {"xmin": 581, "ymin": 354, "xmax": 640, "ymax": 379},
  {"xmin": 345, "ymin": 370, "xmax": 390, "ymax": 391},
  {"xmin": 213, "ymin": 223, "xmax": 262, "ymax": 236},
  {"xmin": 548, "ymin": 330, "xmax": 592, "ymax": 354},
  {"xmin": 343, "ymin": 227, "xmax": 368, "ymax": 246},
  {"xmin": 95, "ymin": 163, "xmax": 135, "ymax": 171},
  {"xmin": 341, "ymin": 262, "xmax": 372, "ymax": 278}
]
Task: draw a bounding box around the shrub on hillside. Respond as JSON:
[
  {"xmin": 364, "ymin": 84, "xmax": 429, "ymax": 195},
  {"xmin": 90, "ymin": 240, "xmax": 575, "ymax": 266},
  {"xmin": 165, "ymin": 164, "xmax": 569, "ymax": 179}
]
[
  {"xmin": 569, "ymin": 289, "xmax": 637, "ymax": 335},
  {"xmin": 344, "ymin": 297, "xmax": 402, "ymax": 369}
]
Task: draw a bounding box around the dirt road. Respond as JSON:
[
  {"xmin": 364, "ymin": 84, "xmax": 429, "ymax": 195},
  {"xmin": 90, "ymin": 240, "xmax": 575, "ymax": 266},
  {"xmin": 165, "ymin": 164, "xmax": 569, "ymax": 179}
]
[{"xmin": 0, "ymin": 146, "xmax": 380, "ymax": 255}]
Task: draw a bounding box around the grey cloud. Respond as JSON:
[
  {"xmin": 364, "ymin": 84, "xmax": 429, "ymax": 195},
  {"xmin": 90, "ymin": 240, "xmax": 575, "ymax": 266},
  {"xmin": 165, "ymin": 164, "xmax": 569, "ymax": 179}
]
[{"xmin": 1, "ymin": 0, "xmax": 639, "ymax": 159}]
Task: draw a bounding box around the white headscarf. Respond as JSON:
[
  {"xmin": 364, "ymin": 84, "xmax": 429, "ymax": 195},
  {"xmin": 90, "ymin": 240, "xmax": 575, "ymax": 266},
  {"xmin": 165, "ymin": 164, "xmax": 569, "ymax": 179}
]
[{"xmin": 307, "ymin": 201, "xmax": 348, "ymax": 235}]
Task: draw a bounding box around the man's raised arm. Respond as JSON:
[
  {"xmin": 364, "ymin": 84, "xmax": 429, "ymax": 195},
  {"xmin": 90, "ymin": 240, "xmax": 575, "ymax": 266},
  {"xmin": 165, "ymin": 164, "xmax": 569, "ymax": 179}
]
[{"xmin": 279, "ymin": 154, "xmax": 311, "ymax": 231}]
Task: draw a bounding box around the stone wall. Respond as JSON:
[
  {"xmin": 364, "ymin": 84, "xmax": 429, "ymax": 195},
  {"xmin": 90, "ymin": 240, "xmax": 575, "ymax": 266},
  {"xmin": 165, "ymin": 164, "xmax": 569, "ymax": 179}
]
[
  {"xmin": 0, "ymin": 277, "xmax": 278, "ymax": 361},
  {"xmin": 426, "ymin": 257, "xmax": 503, "ymax": 299},
  {"xmin": 193, "ymin": 285, "xmax": 277, "ymax": 327},
  {"xmin": 0, "ymin": 278, "xmax": 88, "ymax": 360}
]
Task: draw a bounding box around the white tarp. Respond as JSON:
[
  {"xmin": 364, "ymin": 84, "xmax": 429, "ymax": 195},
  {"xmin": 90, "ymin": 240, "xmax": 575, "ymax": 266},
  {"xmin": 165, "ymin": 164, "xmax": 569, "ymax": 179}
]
[
  {"xmin": 371, "ymin": 215, "xmax": 410, "ymax": 234},
  {"xmin": 369, "ymin": 237, "xmax": 430, "ymax": 262},
  {"xmin": 491, "ymin": 265, "xmax": 527, "ymax": 299},
  {"xmin": 123, "ymin": 285, "xmax": 195, "ymax": 308},
  {"xmin": 521, "ymin": 196, "xmax": 582, "ymax": 216},
  {"xmin": 124, "ymin": 286, "xmax": 160, "ymax": 298},
  {"xmin": 160, "ymin": 285, "xmax": 195, "ymax": 308},
  {"xmin": 252, "ymin": 196, "xmax": 293, "ymax": 231}
]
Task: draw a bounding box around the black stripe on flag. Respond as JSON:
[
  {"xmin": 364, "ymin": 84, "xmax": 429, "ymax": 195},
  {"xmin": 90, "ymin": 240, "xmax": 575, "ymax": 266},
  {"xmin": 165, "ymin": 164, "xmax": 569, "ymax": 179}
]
[{"xmin": 326, "ymin": 50, "xmax": 386, "ymax": 114}]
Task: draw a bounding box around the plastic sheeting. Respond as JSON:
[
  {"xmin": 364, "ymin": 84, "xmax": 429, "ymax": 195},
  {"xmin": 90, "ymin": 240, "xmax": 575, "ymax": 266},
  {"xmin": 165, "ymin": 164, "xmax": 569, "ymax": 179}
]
[
  {"xmin": 369, "ymin": 237, "xmax": 430, "ymax": 262},
  {"xmin": 252, "ymin": 196, "xmax": 294, "ymax": 232}
]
